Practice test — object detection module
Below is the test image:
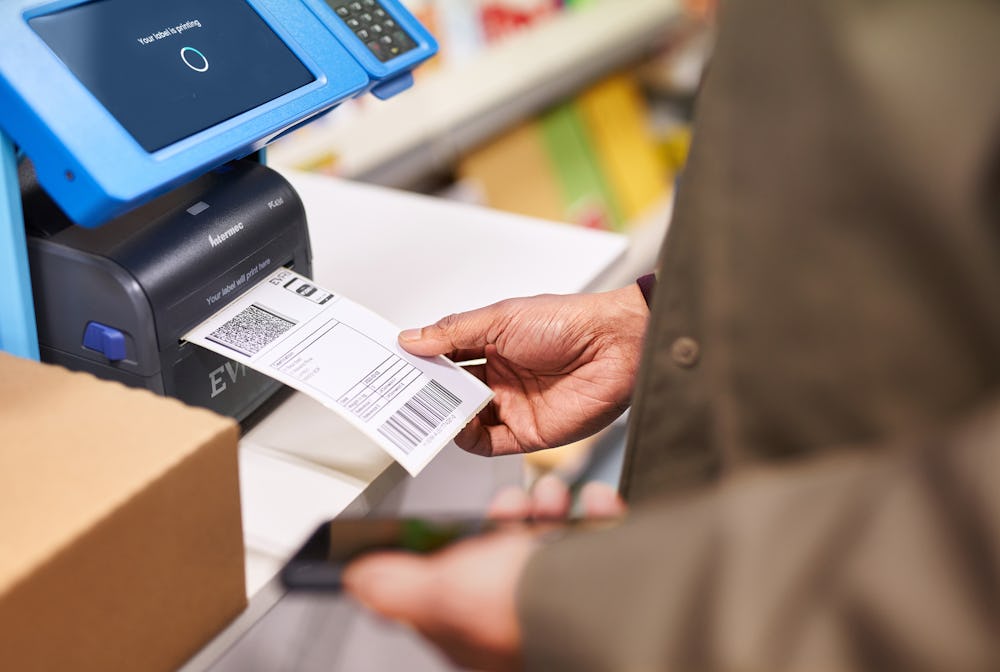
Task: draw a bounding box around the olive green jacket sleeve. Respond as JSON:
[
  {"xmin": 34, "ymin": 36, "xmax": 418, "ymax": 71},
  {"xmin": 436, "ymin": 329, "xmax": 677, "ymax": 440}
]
[
  {"xmin": 518, "ymin": 0, "xmax": 1000, "ymax": 669},
  {"xmin": 519, "ymin": 398, "xmax": 1000, "ymax": 670}
]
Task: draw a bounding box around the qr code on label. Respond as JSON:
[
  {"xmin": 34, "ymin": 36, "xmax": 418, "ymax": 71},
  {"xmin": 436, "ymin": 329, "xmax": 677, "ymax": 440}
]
[{"xmin": 207, "ymin": 304, "xmax": 296, "ymax": 357}]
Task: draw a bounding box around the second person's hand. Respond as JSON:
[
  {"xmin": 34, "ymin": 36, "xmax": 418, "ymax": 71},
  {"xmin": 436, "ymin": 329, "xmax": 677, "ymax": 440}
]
[{"xmin": 398, "ymin": 285, "xmax": 649, "ymax": 457}]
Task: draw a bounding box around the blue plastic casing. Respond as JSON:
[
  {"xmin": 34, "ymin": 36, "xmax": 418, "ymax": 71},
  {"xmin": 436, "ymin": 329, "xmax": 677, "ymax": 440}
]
[
  {"xmin": 0, "ymin": 0, "xmax": 435, "ymax": 358},
  {"xmin": 299, "ymin": 0, "xmax": 437, "ymax": 99},
  {"xmin": 0, "ymin": 0, "xmax": 437, "ymax": 228},
  {"xmin": 0, "ymin": 132, "xmax": 38, "ymax": 359}
]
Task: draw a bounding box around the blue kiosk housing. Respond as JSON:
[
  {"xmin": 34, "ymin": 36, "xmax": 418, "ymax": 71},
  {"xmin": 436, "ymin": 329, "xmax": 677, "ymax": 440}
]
[{"xmin": 0, "ymin": 0, "xmax": 435, "ymax": 413}]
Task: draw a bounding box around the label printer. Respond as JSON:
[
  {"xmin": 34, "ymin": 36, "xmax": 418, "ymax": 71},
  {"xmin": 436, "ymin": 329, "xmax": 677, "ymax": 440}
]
[{"xmin": 0, "ymin": 0, "xmax": 436, "ymax": 420}]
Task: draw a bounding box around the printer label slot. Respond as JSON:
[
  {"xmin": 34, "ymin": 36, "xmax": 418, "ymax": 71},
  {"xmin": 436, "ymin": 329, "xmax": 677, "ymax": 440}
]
[{"xmin": 165, "ymin": 240, "xmax": 294, "ymax": 347}]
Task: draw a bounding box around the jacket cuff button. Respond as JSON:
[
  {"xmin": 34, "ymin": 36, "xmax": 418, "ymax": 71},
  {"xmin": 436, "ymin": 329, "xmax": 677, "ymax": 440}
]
[{"xmin": 670, "ymin": 337, "xmax": 701, "ymax": 368}]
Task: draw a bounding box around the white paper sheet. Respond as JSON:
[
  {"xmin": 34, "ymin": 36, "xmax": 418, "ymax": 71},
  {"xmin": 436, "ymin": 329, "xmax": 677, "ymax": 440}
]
[{"xmin": 184, "ymin": 267, "xmax": 493, "ymax": 476}]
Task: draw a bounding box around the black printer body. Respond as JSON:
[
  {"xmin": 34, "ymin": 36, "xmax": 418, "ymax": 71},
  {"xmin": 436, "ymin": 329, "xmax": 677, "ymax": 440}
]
[{"xmin": 22, "ymin": 159, "xmax": 311, "ymax": 421}]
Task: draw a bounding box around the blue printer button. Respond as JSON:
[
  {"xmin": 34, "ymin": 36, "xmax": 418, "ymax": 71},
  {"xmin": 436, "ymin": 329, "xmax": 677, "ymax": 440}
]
[{"xmin": 82, "ymin": 322, "xmax": 127, "ymax": 362}]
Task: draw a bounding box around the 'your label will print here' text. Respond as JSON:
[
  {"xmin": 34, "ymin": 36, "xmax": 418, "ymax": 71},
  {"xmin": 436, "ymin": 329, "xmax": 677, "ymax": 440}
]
[{"xmin": 205, "ymin": 258, "xmax": 272, "ymax": 307}]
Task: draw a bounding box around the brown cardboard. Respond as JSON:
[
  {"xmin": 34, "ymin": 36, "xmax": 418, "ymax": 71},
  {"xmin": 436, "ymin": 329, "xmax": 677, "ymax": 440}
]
[{"xmin": 0, "ymin": 352, "xmax": 247, "ymax": 671}]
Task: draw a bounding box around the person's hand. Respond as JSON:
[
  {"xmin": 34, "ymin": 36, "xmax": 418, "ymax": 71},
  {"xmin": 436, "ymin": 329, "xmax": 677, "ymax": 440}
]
[
  {"xmin": 343, "ymin": 526, "xmax": 536, "ymax": 672},
  {"xmin": 399, "ymin": 285, "xmax": 649, "ymax": 456},
  {"xmin": 343, "ymin": 476, "xmax": 626, "ymax": 672},
  {"xmin": 488, "ymin": 473, "xmax": 628, "ymax": 521}
]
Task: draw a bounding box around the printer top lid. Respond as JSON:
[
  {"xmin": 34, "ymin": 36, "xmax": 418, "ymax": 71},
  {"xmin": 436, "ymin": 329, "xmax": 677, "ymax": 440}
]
[{"xmin": 25, "ymin": 160, "xmax": 311, "ymax": 345}]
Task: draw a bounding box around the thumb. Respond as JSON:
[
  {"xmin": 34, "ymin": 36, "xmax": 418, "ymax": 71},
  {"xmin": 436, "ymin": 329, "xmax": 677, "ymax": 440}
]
[
  {"xmin": 398, "ymin": 326, "xmax": 447, "ymax": 357},
  {"xmin": 398, "ymin": 306, "xmax": 503, "ymax": 357},
  {"xmin": 342, "ymin": 553, "xmax": 433, "ymax": 621}
]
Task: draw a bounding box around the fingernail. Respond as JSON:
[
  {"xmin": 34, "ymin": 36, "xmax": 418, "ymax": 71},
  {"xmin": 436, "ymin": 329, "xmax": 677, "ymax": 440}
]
[
  {"xmin": 581, "ymin": 481, "xmax": 627, "ymax": 517},
  {"xmin": 399, "ymin": 328, "xmax": 422, "ymax": 342},
  {"xmin": 532, "ymin": 474, "xmax": 570, "ymax": 518},
  {"xmin": 488, "ymin": 486, "xmax": 532, "ymax": 520},
  {"xmin": 535, "ymin": 473, "xmax": 567, "ymax": 496}
]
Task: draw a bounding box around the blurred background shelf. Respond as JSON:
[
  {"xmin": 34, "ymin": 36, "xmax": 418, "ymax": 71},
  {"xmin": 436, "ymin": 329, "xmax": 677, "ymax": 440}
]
[{"xmin": 269, "ymin": 0, "xmax": 685, "ymax": 190}]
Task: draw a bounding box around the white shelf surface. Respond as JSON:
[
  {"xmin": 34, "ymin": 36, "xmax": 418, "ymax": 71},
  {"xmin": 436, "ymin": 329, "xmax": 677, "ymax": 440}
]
[{"xmin": 269, "ymin": 0, "xmax": 683, "ymax": 187}]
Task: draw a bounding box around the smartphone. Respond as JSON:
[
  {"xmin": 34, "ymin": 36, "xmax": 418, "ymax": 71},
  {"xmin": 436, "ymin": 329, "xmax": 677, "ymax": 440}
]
[{"xmin": 281, "ymin": 517, "xmax": 495, "ymax": 591}]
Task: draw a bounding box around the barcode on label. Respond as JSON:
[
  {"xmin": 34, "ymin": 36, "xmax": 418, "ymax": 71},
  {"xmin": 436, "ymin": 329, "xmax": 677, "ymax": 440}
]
[
  {"xmin": 206, "ymin": 303, "xmax": 296, "ymax": 357},
  {"xmin": 378, "ymin": 380, "xmax": 462, "ymax": 454}
]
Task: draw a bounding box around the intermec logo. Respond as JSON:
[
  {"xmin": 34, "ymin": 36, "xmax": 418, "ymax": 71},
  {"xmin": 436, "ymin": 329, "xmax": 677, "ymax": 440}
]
[{"xmin": 208, "ymin": 222, "xmax": 245, "ymax": 248}]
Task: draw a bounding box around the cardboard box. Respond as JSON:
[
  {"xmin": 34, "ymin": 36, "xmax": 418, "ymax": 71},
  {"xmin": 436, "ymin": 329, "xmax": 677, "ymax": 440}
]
[{"xmin": 0, "ymin": 352, "xmax": 246, "ymax": 671}]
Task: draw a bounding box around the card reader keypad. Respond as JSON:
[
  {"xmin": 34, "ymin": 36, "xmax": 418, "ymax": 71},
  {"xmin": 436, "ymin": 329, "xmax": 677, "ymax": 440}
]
[{"xmin": 327, "ymin": 0, "xmax": 418, "ymax": 62}]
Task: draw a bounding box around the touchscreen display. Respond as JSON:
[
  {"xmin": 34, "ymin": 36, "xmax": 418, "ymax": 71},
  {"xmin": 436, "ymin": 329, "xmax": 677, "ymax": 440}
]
[{"xmin": 30, "ymin": 0, "xmax": 316, "ymax": 152}]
